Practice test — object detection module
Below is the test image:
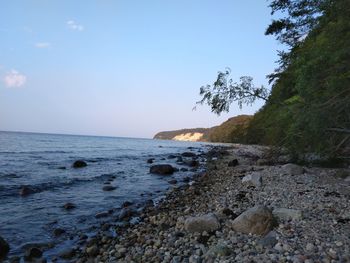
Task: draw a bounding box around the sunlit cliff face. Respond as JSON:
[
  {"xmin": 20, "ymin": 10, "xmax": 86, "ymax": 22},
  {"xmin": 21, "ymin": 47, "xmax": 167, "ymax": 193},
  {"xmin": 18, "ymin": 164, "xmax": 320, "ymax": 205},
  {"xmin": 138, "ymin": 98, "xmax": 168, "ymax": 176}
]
[{"xmin": 172, "ymin": 132, "xmax": 204, "ymax": 142}]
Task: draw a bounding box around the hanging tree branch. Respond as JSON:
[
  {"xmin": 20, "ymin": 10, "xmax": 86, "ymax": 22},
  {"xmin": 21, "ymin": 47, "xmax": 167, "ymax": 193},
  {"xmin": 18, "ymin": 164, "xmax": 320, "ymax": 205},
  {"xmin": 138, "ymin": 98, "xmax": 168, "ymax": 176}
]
[{"xmin": 195, "ymin": 68, "xmax": 269, "ymax": 115}]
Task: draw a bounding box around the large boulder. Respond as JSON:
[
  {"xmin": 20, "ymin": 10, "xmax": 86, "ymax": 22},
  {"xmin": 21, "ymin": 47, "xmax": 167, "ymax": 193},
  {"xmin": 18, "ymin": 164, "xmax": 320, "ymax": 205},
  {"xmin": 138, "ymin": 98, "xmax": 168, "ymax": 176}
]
[
  {"xmin": 150, "ymin": 164, "xmax": 175, "ymax": 175},
  {"xmin": 242, "ymin": 172, "xmax": 262, "ymax": 188},
  {"xmin": 0, "ymin": 236, "xmax": 10, "ymax": 259},
  {"xmin": 231, "ymin": 206, "xmax": 274, "ymax": 236},
  {"xmin": 24, "ymin": 247, "xmax": 43, "ymax": 261},
  {"xmin": 184, "ymin": 213, "xmax": 220, "ymax": 233},
  {"xmin": 282, "ymin": 163, "xmax": 304, "ymax": 176},
  {"xmin": 72, "ymin": 160, "xmax": 87, "ymax": 168},
  {"xmin": 273, "ymin": 208, "xmax": 303, "ymax": 221}
]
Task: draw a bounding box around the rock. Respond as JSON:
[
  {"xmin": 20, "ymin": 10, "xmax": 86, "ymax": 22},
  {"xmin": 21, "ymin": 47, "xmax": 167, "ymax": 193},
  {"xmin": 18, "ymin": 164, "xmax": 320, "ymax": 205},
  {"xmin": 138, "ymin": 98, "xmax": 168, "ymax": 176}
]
[
  {"xmin": 150, "ymin": 164, "xmax": 175, "ymax": 175},
  {"xmin": 182, "ymin": 152, "xmax": 197, "ymax": 157},
  {"xmin": 206, "ymin": 244, "xmax": 232, "ymax": 257},
  {"xmin": 216, "ymin": 208, "xmax": 237, "ymax": 219},
  {"xmin": 185, "ymin": 160, "xmax": 199, "ymax": 167},
  {"xmin": 122, "ymin": 201, "xmax": 133, "ymax": 208},
  {"xmin": 168, "ymin": 155, "xmax": 177, "ymax": 159},
  {"xmin": 95, "ymin": 211, "xmax": 109, "ymax": 218},
  {"xmin": 19, "ymin": 186, "xmax": 35, "ymax": 197},
  {"xmin": 62, "ymin": 202, "xmax": 76, "ymax": 210},
  {"xmin": 282, "ymin": 163, "xmax": 304, "ymax": 175},
  {"xmin": 273, "ymin": 208, "xmax": 303, "ymax": 221},
  {"xmin": 306, "ymin": 243, "xmax": 315, "ymax": 252},
  {"xmin": 24, "ymin": 247, "xmax": 43, "ymax": 260},
  {"xmin": 58, "ymin": 166, "xmax": 66, "ymax": 170},
  {"xmin": 259, "ymin": 231, "xmax": 278, "ymax": 248},
  {"xmin": 147, "ymin": 158, "xmax": 154, "ymax": 164},
  {"xmin": 231, "ymin": 206, "xmax": 274, "ymax": 236},
  {"xmin": 58, "ymin": 248, "xmax": 75, "ymax": 259},
  {"xmin": 184, "ymin": 213, "xmax": 221, "ymax": 233},
  {"xmin": 180, "ymin": 168, "xmax": 189, "ymax": 172},
  {"xmin": 86, "ymin": 245, "xmax": 99, "ymax": 257},
  {"xmin": 119, "ymin": 208, "xmax": 134, "ymax": 220},
  {"xmin": 72, "ymin": 160, "xmax": 87, "ymax": 168},
  {"xmin": 228, "ymin": 159, "xmax": 239, "ymax": 167},
  {"xmin": 102, "ymin": 185, "xmax": 116, "ymax": 191},
  {"xmin": 177, "ymin": 157, "xmax": 184, "ymax": 163},
  {"xmin": 0, "ymin": 236, "xmax": 10, "ymax": 259},
  {"xmin": 53, "ymin": 228, "xmax": 66, "ymax": 237},
  {"xmin": 241, "ymin": 172, "xmax": 262, "ymax": 188},
  {"xmin": 168, "ymin": 179, "xmax": 178, "ymax": 184}
]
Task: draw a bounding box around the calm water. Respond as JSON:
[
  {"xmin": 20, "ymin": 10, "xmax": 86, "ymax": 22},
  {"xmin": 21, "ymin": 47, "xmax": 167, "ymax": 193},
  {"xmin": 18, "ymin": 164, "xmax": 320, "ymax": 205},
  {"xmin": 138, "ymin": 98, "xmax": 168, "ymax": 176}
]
[{"xmin": 0, "ymin": 131, "xmax": 207, "ymax": 259}]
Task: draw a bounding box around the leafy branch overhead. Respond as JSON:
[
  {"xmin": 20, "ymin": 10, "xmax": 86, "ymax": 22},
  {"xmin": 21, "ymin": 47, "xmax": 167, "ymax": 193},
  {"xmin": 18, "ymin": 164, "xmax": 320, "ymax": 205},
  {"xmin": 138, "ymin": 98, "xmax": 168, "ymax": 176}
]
[{"xmin": 196, "ymin": 69, "xmax": 269, "ymax": 115}]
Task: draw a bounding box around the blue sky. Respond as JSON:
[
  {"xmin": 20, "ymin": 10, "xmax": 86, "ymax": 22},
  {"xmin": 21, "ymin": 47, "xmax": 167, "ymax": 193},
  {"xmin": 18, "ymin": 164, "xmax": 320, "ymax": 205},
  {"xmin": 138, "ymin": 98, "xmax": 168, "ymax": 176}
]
[{"xmin": 0, "ymin": 0, "xmax": 281, "ymax": 138}]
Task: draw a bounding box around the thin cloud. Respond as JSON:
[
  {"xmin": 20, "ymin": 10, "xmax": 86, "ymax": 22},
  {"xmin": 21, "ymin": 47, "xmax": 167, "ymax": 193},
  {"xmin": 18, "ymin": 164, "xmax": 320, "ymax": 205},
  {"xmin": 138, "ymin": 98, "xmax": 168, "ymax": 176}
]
[
  {"xmin": 35, "ymin": 42, "xmax": 51, "ymax": 49},
  {"xmin": 67, "ymin": 20, "xmax": 84, "ymax": 31},
  {"xmin": 3, "ymin": 70, "xmax": 27, "ymax": 88}
]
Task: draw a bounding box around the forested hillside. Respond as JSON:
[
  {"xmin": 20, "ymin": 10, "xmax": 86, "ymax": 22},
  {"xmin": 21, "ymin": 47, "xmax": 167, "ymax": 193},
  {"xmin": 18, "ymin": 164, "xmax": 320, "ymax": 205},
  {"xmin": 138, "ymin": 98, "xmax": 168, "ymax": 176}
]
[{"xmin": 198, "ymin": 0, "xmax": 350, "ymax": 161}]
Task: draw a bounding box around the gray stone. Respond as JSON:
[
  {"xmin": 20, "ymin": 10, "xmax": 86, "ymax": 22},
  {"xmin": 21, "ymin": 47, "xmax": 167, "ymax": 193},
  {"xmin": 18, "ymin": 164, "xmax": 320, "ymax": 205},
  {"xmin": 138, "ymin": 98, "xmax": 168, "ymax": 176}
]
[
  {"xmin": 273, "ymin": 208, "xmax": 303, "ymax": 221},
  {"xmin": 282, "ymin": 163, "xmax": 304, "ymax": 175},
  {"xmin": 259, "ymin": 231, "xmax": 278, "ymax": 248},
  {"xmin": 242, "ymin": 172, "xmax": 262, "ymax": 188},
  {"xmin": 184, "ymin": 213, "xmax": 220, "ymax": 233},
  {"xmin": 58, "ymin": 248, "xmax": 76, "ymax": 259},
  {"xmin": 231, "ymin": 206, "xmax": 274, "ymax": 236},
  {"xmin": 205, "ymin": 244, "xmax": 232, "ymax": 257}
]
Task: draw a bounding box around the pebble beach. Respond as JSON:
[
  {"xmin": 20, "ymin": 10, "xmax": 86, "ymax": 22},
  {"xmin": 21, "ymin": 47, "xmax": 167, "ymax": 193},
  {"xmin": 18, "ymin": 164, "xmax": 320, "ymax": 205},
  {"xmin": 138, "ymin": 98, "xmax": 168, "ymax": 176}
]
[{"xmin": 72, "ymin": 144, "xmax": 350, "ymax": 263}]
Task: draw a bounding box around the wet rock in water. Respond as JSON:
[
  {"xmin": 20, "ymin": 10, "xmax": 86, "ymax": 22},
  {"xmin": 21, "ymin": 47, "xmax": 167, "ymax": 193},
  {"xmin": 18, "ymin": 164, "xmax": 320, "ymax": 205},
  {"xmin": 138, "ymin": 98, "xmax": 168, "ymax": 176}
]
[
  {"xmin": 228, "ymin": 159, "xmax": 239, "ymax": 167},
  {"xmin": 150, "ymin": 164, "xmax": 175, "ymax": 175},
  {"xmin": 182, "ymin": 152, "xmax": 197, "ymax": 157},
  {"xmin": 58, "ymin": 248, "xmax": 76, "ymax": 259},
  {"xmin": 24, "ymin": 247, "xmax": 43, "ymax": 260},
  {"xmin": 147, "ymin": 158, "xmax": 154, "ymax": 164},
  {"xmin": 62, "ymin": 202, "xmax": 76, "ymax": 210},
  {"xmin": 72, "ymin": 160, "xmax": 87, "ymax": 168},
  {"xmin": 176, "ymin": 157, "xmax": 184, "ymax": 163},
  {"xmin": 95, "ymin": 211, "xmax": 110, "ymax": 218},
  {"xmin": 168, "ymin": 179, "xmax": 177, "ymax": 185},
  {"xmin": 19, "ymin": 186, "xmax": 35, "ymax": 197},
  {"xmin": 282, "ymin": 163, "xmax": 304, "ymax": 175},
  {"xmin": 273, "ymin": 208, "xmax": 302, "ymax": 221},
  {"xmin": 182, "ymin": 176, "xmax": 190, "ymax": 183},
  {"xmin": 58, "ymin": 166, "xmax": 66, "ymax": 170},
  {"xmin": 122, "ymin": 201, "xmax": 133, "ymax": 208},
  {"xmin": 53, "ymin": 228, "xmax": 66, "ymax": 237},
  {"xmin": 231, "ymin": 206, "xmax": 274, "ymax": 236},
  {"xmin": 0, "ymin": 236, "xmax": 10, "ymax": 259},
  {"xmin": 102, "ymin": 185, "xmax": 116, "ymax": 191},
  {"xmin": 86, "ymin": 245, "xmax": 99, "ymax": 257},
  {"xmin": 119, "ymin": 208, "xmax": 134, "ymax": 221},
  {"xmin": 167, "ymin": 155, "xmax": 177, "ymax": 159},
  {"xmin": 184, "ymin": 213, "xmax": 220, "ymax": 233},
  {"xmin": 242, "ymin": 172, "xmax": 262, "ymax": 188},
  {"xmin": 185, "ymin": 160, "xmax": 199, "ymax": 167},
  {"xmin": 180, "ymin": 168, "xmax": 189, "ymax": 172}
]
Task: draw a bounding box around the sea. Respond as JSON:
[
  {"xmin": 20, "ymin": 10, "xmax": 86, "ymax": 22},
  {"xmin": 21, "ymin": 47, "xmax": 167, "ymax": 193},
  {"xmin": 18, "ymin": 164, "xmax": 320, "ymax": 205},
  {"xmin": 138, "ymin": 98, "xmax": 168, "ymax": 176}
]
[{"xmin": 0, "ymin": 131, "xmax": 208, "ymax": 260}]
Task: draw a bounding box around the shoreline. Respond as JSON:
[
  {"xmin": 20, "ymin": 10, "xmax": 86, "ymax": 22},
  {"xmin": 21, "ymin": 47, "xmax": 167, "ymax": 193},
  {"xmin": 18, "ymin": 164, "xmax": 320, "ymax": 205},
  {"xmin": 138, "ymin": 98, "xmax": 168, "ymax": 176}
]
[{"xmin": 71, "ymin": 144, "xmax": 349, "ymax": 262}]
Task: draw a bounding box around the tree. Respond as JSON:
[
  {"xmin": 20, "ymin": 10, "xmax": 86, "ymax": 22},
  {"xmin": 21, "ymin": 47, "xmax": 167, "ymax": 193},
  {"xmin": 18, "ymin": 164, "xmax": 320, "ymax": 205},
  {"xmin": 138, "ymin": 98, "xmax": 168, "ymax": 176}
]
[{"xmin": 196, "ymin": 68, "xmax": 269, "ymax": 115}]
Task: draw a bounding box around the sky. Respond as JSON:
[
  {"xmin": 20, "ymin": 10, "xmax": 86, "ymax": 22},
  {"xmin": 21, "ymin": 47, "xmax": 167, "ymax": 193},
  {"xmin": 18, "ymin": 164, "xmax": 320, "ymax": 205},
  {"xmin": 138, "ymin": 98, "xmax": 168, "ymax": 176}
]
[{"xmin": 0, "ymin": 0, "xmax": 281, "ymax": 138}]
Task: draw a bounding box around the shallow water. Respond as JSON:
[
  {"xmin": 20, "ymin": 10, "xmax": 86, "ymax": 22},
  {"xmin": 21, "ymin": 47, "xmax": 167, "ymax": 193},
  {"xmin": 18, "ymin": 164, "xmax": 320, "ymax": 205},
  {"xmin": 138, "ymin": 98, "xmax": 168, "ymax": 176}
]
[{"xmin": 0, "ymin": 131, "xmax": 207, "ymax": 259}]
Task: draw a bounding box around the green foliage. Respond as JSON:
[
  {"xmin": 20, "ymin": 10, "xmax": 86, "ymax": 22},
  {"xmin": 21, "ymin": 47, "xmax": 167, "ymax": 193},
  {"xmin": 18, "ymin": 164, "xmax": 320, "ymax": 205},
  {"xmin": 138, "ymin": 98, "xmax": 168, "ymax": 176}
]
[
  {"xmin": 209, "ymin": 115, "xmax": 252, "ymax": 143},
  {"xmin": 197, "ymin": 0, "xmax": 350, "ymax": 160},
  {"xmin": 196, "ymin": 68, "xmax": 269, "ymax": 115}
]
